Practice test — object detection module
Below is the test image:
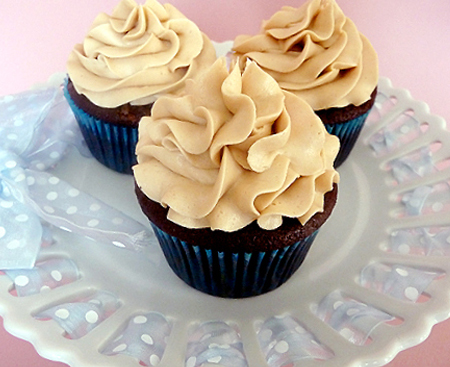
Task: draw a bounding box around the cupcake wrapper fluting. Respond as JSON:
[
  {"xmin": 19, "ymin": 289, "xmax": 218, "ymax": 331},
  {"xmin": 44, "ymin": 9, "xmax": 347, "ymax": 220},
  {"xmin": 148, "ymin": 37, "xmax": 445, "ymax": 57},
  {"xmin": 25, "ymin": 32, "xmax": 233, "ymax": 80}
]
[
  {"xmin": 324, "ymin": 111, "xmax": 370, "ymax": 168},
  {"xmin": 151, "ymin": 223, "xmax": 318, "ymax": 298},
  {"xmin": 64, "ymin": 85, "xmax": 138, "ymax": 174}
]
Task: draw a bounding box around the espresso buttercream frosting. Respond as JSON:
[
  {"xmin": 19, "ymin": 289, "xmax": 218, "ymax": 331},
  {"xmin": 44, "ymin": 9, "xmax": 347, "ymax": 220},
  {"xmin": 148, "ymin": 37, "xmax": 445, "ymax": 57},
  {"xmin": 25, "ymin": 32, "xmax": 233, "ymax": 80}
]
[
  {"xmin": 67, "ymin": 0, "xmax": 216, "ymax": 108},
  {"xmin": 134, "ymin": 58, "xmax": 339, "ymax": 232},
  {"xmin": 232, "ymin": 0, "xmax": 378, "ymax": 110}
]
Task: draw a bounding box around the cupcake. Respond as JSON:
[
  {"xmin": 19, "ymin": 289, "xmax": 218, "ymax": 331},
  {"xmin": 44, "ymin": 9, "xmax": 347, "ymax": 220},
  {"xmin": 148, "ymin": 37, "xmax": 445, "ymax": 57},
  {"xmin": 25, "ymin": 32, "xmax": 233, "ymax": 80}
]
[
  {"xmin": 64, "ymin": 0, "xmax": 216, "ymax": 174},
  {"xmin": 133, "ymin": 58, "xmax": 340, "ymax": 298},
  {"xmin": 232, "ymin": 0, "xmax": 378, "ymax": 167}
]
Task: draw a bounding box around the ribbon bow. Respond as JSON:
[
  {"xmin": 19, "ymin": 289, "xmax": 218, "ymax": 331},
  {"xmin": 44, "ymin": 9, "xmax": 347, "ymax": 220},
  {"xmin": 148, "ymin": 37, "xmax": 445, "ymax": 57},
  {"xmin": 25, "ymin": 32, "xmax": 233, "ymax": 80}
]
[{"xmin": 0, "ymin": 85, "xmax": 153, "ymax": 270}]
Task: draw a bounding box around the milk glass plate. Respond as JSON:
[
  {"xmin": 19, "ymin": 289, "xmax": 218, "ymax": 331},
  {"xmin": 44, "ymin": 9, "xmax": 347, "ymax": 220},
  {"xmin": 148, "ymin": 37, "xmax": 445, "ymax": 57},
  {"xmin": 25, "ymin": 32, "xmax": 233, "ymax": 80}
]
[{"xmin": 1, "ymin": 41, "xmax": 450, "ymax": 367}]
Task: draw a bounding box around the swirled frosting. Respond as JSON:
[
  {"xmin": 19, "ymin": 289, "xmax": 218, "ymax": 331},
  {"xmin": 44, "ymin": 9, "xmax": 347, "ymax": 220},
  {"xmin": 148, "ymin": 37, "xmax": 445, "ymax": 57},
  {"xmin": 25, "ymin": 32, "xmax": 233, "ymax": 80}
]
[
  {"xmin": 134, "ymin": 58, "xmax": 340, "ymax": 232},
  {"xmin": 232, "ymin": 0, "xmax": 378, "ymax": 110},
  {"xmin": 67, "ymin": 0, "xmax": 216, "ymax": 108}
]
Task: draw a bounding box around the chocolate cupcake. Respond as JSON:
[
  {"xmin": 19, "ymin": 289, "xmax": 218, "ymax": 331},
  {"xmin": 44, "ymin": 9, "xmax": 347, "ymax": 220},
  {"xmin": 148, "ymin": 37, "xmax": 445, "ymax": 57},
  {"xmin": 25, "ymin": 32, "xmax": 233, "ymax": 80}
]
[
  {"xmin": 133, "ymin": 59, "xmax": 340, "ymax": 298},
  {"xmin": 232, "ymin": 0, "xmax": 378, "ymax": 167},
  {"xmin": 64, "ymin": 0, "xmax": 216, "ymax": 174}
]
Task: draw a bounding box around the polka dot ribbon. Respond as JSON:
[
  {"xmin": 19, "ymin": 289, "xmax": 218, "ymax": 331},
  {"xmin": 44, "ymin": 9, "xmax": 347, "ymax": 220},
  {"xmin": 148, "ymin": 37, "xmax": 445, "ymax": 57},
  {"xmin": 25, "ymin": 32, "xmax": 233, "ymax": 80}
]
[
  {"xmin": 316, "ymin": 291, "xmax": 395, "ymax": 346},
  {"xmin": 35, "ymin": 291, "xmax": 121, "ymax": 340},
  {"xmin": 103, "ymin": 313, "xmax": 172, "ymax": 366},
  {"xmin": 184, "ymin": 321, "xmax": 248, "ymax": 367},
  {"xmin": 0, "ymin": 86, "xmax": 153, "ymax": 270},
  {"xmin": 257, "ymin": 315, "xmax": 333, "ymax": 364}
]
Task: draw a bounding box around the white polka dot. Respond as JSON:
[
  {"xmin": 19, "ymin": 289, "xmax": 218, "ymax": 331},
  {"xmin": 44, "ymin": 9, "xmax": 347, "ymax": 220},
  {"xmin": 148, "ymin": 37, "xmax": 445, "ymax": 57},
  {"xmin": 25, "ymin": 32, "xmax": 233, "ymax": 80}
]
[
  {"xmin": 398, "ymin": 244, "xmax": 411, "ymax": 254},
  {"xmin": 87, "ymin": 219, "xmax": 100, "ymax": 227},
  {"xmin": 44, "ymin": 206, "xmax": 55, "ymax": 214},
  {"xmin": 15, "ymin": 214, "xmax": 29, "ymax": 223},
  {"xmin": 14, "ymin": 173, "xmax": 26, "ymax": 183},
  {"xmin": 55, "ymin": 308, "xmax": 70, "ymax": 320},
  {"xmin": 207, "ymin": 356, "xmax": 222, "ymax": 363},
  {"xmin": 40, "ymin": 285, "xmax": 51, "ymax": 293},
  {"xmin": 400, "ymin": 125, "xmax": 411, "ymax": 134},
  {"xmin": 66, "ymin": 206, "xmax": 78, "ymax": 215},
  {"xmin": 0, "ymin": 200, "xmax": 13, "ymax": 209},
  {"xmin": 396, "ymin": 268, "xmax": 409, "ymax": 277},
  {"xmin": 113, "ymin": 343, "xmax": 127, "ymax": 353},
  {"xmin": 46, "ymin": 192, "xmax": 58, "ymax": 201},
  {"xmin": 7, "ymin": 240, "xmax": 21, "ymax": 250},
  {"xmin": 27, "ymin": 177, "xmax": 36, "ymax": 186},
  {"xmin": 295, "ymin": 326, "xmax": 307, "ymax": 334},
  {"xmin": 274, "ymin": 314, "xmax": 287, "ymax": 319},
  {"xmin": 112, "ymin": 217, "xmax": 124, "ymax": 225},
  {"xmin": 274, "ymin": 340, "xmax": 289, "ymax": 354},
  {"xmin": 5, "ymin": 160, "xmax": 17, "ymax": 169},
  {"xmin": 48, "ymin": 177, "xmax": 60, "ymax": 185},
  {"xmin": 50, "ymin": 151, "xmax": 61, "ymax": 159},
  {"xmin": 85, "ymin": 310, "xmax": 99, "ymax": 324},
  {"xmin": 68, "ymin": 189, "xmax": 80, "ymax": 197},
  {"xmin": 7, "ymin": 134, "xmax": 18, "ymax": 141},
  {"xmin": 141, "ymin": 334, "xmax": 154, "ymax": 345},
  {"xmin": 432, "ymin": 202, "xmax": 444, "ymax": 212},
  {"xmin": 340, "ymin": 328, "xmax": 355, "ymax": 340},
  {"xmin": 150, "ymin": 354, "xmax": 160, "ymax": 366},
  {"xmin": 89, "ymin": 203, "xmax": 101, "ymax": 212},
  {"xmin": 13, "ymin": 118, "xmax": 24, "ymax": 127},
  {"xmin": 186, "ymin": 356, "xmax": 197, "ymax": 367},
  {"xmin": 15, "ymin": 275, "xmax": 30, "ymax": 287},
  {"xmin": 112, "ymin": 241, "xmax": 126, "ymax": 248},
  {"xmin": 446, "ymin": 236, "xmax": 450, "ymax": 244},
  {"xmin": 134, "ymin": 316, "xmax": 148, "ymax": 324},
  {"xmin": 333, "ymin": 301, "xmax": 344, "ymax": 310},
  {"xmin": 346, "ymin": 308, "xmax": 360, "ymax": 317},
  {"xmin": 218, "ymin": 344, "xmax": 230, "ymax": 349},
  {"xmin": 405, "ymin": 287, "xmax": 419, "ymax": 301},
  {"xmin": 51, "ymin": 270, "xmax": 63, "ymax": 282},
  {"xmin": 0, "ymin": 227, "xmax": 6, "ymax": 239},
  {"xmin": 35, "ymin": 163, "xmax": 46, "ymax": 171}
]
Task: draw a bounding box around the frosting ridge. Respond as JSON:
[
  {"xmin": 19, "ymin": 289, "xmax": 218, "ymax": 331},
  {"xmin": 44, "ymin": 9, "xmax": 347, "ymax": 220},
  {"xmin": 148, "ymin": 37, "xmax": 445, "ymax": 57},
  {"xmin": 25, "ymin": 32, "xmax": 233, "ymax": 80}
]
[
  {"xmin": 134, "ymin": 58, "xmax": 339, "ymax": 232},
  {"xmin": 232, "ymin": 0, "xmax": 378, "ymax": 110},
  {"xmin": 67, "ymin": 0, "xmax": 216, "ymax": 108}
]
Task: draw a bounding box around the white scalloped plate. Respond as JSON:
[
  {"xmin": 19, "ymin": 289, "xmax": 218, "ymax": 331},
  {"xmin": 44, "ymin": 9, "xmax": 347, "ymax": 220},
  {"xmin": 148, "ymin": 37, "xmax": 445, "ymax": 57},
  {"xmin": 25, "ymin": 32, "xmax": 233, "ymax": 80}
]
[{"xmin": 1, "ymin": 41, "xmax": 450, "ymax": 367}]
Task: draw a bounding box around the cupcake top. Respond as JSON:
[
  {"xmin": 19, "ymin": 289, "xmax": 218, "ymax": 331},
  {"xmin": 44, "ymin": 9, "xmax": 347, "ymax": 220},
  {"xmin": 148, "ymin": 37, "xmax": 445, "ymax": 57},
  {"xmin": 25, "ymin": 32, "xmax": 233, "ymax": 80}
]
[
  {"xmin": 67, "ymin": 0, "xmax": 216, "ymax": 108},
  {"xmin": 134, "ymin": 58, "xmax": 340, "ymax": 232},
  {"xmin": 232, "ymin": 0, "xmax": 378, "ymax": 111}
]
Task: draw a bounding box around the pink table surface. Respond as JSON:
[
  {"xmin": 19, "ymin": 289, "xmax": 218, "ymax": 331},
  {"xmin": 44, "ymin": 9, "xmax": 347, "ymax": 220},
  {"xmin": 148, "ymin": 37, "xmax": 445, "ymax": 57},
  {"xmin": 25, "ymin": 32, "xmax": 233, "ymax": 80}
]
[{"xmin": 0, "ymin": 1, "xmax": 449, "ymax": 366}]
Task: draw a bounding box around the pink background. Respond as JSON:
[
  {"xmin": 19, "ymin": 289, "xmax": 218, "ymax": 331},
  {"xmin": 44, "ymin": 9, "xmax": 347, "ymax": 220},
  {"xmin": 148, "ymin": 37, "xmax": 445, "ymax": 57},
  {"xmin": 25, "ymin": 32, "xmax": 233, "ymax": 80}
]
[{"xmin": 0, "ymin": 0, "xmax": 449, "ymax": 366}]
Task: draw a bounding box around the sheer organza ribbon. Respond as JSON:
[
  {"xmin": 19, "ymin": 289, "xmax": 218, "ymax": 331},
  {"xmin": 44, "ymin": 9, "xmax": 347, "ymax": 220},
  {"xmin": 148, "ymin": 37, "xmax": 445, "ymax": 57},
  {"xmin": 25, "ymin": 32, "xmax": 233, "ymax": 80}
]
[{"xmin": 0, "ymin": 86, "xmax": 153, "ymax": 270}]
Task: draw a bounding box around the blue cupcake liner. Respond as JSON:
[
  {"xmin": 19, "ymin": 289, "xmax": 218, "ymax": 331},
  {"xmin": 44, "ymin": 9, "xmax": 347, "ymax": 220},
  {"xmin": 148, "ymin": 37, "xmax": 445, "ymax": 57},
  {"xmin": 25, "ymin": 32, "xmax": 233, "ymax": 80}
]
[
  {"xmin": 151, "ymin": 223, "xmax": 318, "ymax": 298},
  {"xmin": 324, "ymin": 110, "xmax": 370, "ymax": 168},
  {"xmin": 63, "ymin": 84, "xmax": 139, "ymax": 174}
]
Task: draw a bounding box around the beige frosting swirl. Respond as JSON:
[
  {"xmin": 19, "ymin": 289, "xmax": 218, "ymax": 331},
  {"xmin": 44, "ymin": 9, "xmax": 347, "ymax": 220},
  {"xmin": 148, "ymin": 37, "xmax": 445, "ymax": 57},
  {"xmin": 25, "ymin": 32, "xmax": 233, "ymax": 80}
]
[
  {"xmin": 67, "ymin": 0, "xmax": 216, "ymax": 108},
  {"xmin": 232, "ymin": 0, "xmax": 378, "ymax": 110},
  {"xmin": 134, "ymin": 58, "xmax": 340, "ymax": 232}
]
